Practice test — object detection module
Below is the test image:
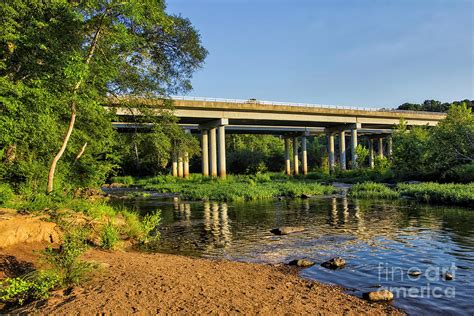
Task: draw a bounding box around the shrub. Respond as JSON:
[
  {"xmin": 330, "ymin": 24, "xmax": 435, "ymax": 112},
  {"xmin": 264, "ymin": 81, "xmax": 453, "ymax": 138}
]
[
  {"xmin": 0, "ymin": 183, "xmax": 14, "ymax": 205},
  {"xmin": 110, "ymin": 176, "xmax": 134, "ymax": 185},
  {"xmin": 450, "ymin": 163, "xmax": 474, "ymax": 183},
  {"xmin": 398, "ymin": 182, "xmax": 474, "ymax": 206},
  {"xmin": 138, "ymin": 211, "xmax": 161, "ymax": 244},
  {"xmin": 42, "ymin": 229, "xmax": 91, "ymax": 285},
  {"xmin": 100, "ymin": 222, "xmax": 120, "ymax": 249}
]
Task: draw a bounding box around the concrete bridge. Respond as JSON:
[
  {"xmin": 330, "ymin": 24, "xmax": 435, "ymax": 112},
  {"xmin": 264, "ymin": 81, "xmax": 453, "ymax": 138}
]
[{"xmin": 108, "ymin": 96, "xmax": 446, "ymax": 178}]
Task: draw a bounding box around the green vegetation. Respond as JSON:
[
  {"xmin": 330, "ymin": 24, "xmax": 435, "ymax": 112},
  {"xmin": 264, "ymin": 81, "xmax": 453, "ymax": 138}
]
[
  {"xmin": 100, "ymin": 222, "xmax": 120, "ymax": 250},
  {"xmin": 1, "ymin": 0, "xmax": 206, "ymax": 194},
  {"xmin": 397, "ymin": 99, "xmax": 473, "ymax": 112},
  {"xmin": 398, "ymin": 183, "xmax": 474, "ymax": 206},
  {"xmin": 131, "ymin": 174, "xmax": 335, "ymax": 201},
  {"xmin": 348, "ymin": 182, "xmax": 399, "ymax": 199}
]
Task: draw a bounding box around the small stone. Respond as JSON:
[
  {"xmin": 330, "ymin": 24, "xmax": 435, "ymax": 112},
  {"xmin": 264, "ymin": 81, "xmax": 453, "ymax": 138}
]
[
  {"xmin": 443, "ymin": 272, "xmax": 454, "ymax": 280},
  {"xmin": 300, "ymin": 194, "xmax": 311, "ymax": 199},
  {"xmin": 288, "ymin": 259, "xmax": 315, "ymax": 267},
  {"xmin": 270, "ymin": 226, "xmax": 305, "ymax": 235},
  {"xmin": 363, "ymin": 289, "xmax": 394, "ymax": 302},
  {"xmin": 408, "ymin": 271, "xmax": 422, "ymax": 277},
  {"xmin": 321, "ymin": 257, "xmax": 346, "ymax": 269}
]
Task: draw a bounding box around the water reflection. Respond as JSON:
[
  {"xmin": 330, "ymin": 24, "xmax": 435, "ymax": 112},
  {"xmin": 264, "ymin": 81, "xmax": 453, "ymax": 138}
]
[{"xmin": 109, "ymin": 192, "xmax": 474, "ymax": 315}]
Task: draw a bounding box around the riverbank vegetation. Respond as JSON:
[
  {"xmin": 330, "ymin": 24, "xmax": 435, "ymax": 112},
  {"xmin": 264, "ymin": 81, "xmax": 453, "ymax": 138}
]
[{"xmin": 130, "ymin": 174, "xmax": 335, "ymax": 201}]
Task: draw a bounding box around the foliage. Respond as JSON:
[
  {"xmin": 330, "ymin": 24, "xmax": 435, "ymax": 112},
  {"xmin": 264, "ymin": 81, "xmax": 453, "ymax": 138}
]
[
  {"xmin": 391, "ymin": 104, "xmax": 474, "ymax": 181},
  {"xmin": 397, "ymin": 99, "xmax": 473, "ymax": 112},
  {"xmin": 0, "ymin": 0, "xmax": 207, "ymax": 193},
  {"xmin": 0, "ymin": 182, "xmax": 13, "ymax": 204},
  {"xmin": 138, "ymin": 211, "xmax": 162, "ymax": 244},
  {"xmin": 450, "ymin": 163, "xmax": 474, "ymax": 183},
  {"xmin": 398, "ymin": 182, "xmax": 474, "ymax": 206},
  {"xmin": 110, "ymin": 176, "xmax": 135, "ymax": 185},
  {"xmin": 42, "ymin": 229, "xmax": 91, "ymax": 285},
  {"xmin": 0, "ymin": 270, "xmax": 60, "ymax": 306},
  {"xmin": 348, "ymin": 182, "xmax": 399, "ymax": 199},
  {"xmin": 100, "ymin": 222, "xmax": 120, "ymax": 250},
  {"xmin": 355, "ymin": 144, "xmax": 369, "ymax": 168}
]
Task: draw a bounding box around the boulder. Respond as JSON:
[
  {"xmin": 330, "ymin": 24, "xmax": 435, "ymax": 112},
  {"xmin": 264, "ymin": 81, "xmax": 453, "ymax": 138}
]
[
  {"xmin": 408, "ymin": 270, "xmax": 422, "ymax": 277},
  {"xmin": 363, "ymin": 289, "xmax": 394, "ymax": 302},
  {"xmin": 270, "ymin": 226, "xmax": 305, "ymax": 235},
  {"xmin": 0, "ymin": 213, "xmax": 61, "ymax": 248},
  {"xmin": 321, "ymin": 257, "xmax": 346, "ymax": 269},
  {"xmin": 288, "ymin": 259, "xmax": 315, "ymax": 267}
]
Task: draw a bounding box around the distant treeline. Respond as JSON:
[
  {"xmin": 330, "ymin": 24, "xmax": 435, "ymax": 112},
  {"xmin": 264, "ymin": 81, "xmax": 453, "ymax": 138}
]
[{"xmin": 397, "ymin": 99, "xmax": 473, "ymax": 112}]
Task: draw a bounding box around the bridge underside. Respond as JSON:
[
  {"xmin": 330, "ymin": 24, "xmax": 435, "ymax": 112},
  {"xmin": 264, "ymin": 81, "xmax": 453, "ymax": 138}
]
[{"xmin": 108, "ymin": 97, "xmax": 445, "ymax": 178}]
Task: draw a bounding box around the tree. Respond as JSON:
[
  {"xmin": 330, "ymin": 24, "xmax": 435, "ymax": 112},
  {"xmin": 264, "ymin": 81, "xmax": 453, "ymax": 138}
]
[
  {"xmin": 429, "ymin": 103, "xmax": 474, "ymax": 175},
  {"xmin": 1, "ymin": 1, "xmax": 207, "ymax": 192}
]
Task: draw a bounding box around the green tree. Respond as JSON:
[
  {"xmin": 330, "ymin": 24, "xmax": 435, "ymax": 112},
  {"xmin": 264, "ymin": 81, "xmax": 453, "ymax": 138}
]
[
  {"xmin": 429, "ymin": 103, "xmax": 474, "ymax": 176},
  {"xmin": 0, "ymin": 1, "xmax": 207, "ymax": 192}
]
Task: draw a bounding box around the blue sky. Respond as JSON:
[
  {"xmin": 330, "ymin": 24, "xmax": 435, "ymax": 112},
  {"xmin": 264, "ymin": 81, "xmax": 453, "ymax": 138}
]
[{"xmin": 167, "ymin": 0, "xmax": 473, "ymax": 108}]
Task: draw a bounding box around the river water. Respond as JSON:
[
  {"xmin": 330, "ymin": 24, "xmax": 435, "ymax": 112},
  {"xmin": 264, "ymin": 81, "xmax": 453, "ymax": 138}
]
[{"xmin": 109, "ymin": 190, "xmax": 474, "ymax": 315}]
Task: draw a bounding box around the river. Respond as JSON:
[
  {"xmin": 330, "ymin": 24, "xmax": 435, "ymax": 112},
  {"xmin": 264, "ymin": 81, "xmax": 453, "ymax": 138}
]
[{"xmin": 108, "ymin": 190, "xmax": 474, "ymax": 315}]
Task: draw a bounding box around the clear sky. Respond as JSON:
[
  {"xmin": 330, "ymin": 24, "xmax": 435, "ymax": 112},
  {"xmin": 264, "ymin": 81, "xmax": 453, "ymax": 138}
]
[{"xmin": 167, "ymin": 0, "xmax": 473, "ymax": 108}]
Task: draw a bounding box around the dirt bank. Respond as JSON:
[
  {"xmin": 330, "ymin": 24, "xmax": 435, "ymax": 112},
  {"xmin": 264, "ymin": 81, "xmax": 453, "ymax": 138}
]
[{"xmin": 4, "ymin": 249, "xmax": 402, "ymax": 315}]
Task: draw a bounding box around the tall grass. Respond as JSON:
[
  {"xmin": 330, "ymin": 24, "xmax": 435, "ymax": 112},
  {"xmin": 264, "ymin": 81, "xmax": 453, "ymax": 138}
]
[
  {"xmin": 348, "ymin": 182, "xmax": 399, "ymax": 199},
  {"xmin": 132, "ymin": 174, "xmax": 335, "ymax": 201},
  {"xmin": 398, "ymin": 182, "xmax": 474, "ymax": 206}
]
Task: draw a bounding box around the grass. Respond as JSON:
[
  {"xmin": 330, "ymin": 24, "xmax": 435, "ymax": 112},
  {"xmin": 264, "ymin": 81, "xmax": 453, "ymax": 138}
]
[
  {"xmin": 130, "ymin": 174, "xmax": 335, "ymax": 201},
  {"xmin": 398, "ymin": 182, "xmax": 474, "ymax": 206},
  {"xmin": 348, "ymin": 182, "xmax": 400, "ymax": 199}
]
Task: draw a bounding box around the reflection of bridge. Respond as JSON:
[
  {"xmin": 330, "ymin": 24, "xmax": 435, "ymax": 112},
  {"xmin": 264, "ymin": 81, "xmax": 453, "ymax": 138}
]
[{"xmin": 108, "ymin": 96, "xmax": 446, "ymax": 178}]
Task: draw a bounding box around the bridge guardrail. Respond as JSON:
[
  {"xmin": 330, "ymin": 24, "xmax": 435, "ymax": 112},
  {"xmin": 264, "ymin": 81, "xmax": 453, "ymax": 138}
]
[{"xmin": 170, "ymin": 96, "xmax": 446, "ymax": 115}]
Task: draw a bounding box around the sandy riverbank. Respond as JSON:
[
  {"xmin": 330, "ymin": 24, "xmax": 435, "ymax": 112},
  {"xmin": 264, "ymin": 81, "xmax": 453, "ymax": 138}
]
[{"xmin": 1, "ymin": 245, "xmax": 403, "ymax": 315}]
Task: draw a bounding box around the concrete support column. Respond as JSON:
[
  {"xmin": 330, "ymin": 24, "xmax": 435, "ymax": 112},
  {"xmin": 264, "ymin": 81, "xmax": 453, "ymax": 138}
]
[
  {"xmin": 302, "ymin": 136, "xmax": 308, "ymax": 175},
  {"xmin": 293, "ymin": 137, "xmax": 299, "ymax": 175},
  {"xmin": 209, "ymin": 128, "xmax": 217, "ymax": 177},
  {"xmin": 201, "ymin": 130, "xmax": 209, "ymax": 176},
  {"xmin": 378, "ymin": 138, "xmax": 384, "ymax": 159},
  {"xmin": 339, "ymin": 131, "xmax": 346, "ymax": 170},
  {"xmin": 178, "ymin": 153, "xmax": 184, "ymax": 177},
  {"xmin": 218, "ymin": 125, "xmax": 226, "ymax": 179},
  {"xmin": 183, "ymin": 152, "xmax": 189, "ymax": 178},
  {"xmin": 284, "ymin": 138, "xmax": 291, "ymax": 175},
  {"xmin": 328, "ymin": 133, "xmax": 335, "ymax": 172},
  {"xmin": 351, "ymin": 128, "xmax": 358, "ymax": 169},
  {"xmin": 387, "ymin": 136, "xmax": 393, "ymax": 159},
  {"xmin": 172, "ymin": 151, "xmax": 178, "ymax": 177},
  {"xmin": 369, "ymin": 139, "xmax": 374, "ymax": 169}
]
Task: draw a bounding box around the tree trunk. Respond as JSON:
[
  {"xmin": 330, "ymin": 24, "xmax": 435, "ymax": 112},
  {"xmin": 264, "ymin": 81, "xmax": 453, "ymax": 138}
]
[
  {"xmin": 74, "ymin": 142, "xmax": 88, "ymax": 162},
  {"xmin": 46, "ymin": 10, "xmax": 108, "ymax": 193}
]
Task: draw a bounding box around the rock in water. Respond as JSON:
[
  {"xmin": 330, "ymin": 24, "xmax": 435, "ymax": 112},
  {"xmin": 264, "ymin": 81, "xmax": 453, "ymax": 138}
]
[
  {"xmin": 270, "ymin": 226, "xmax": 305, "ymax": 235},
  {"xmin": 363, "ymin": 290, "xmax": 394, "ymax": 302},
  {"xmin": 444, "ymin": 272, "xmax": 454, "ymax": 280},
  {"xmin": 288, "ymin": 259, "xmax": 315, "ymax": 267},
  {"xmin": 321, "ymin": 257, "xmax": 346, "ymax": 269}
]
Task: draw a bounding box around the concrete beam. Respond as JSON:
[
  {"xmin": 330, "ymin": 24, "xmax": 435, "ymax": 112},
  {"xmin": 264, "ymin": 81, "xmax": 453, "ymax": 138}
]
[
  {"xmin": 183, "ymin": 152, "xmax": 189, "ymax": 178},
  {"xmin": 369, "ymin": 139, "xmax": 374, "ymax": 169},
  {"xmin": 198, "ymin": 118, "xmax": 229, "ymax": 129},
  {"xmin": 172, "ymin": 151, "xmax": 178, "ymax": 177},
  {"xmin": 328, "ymin": 133, "xmax": 335, "ymax": 172},
  {"xmin": 351, "ymin": 128, "xmax": 358, "ymax": 169}
]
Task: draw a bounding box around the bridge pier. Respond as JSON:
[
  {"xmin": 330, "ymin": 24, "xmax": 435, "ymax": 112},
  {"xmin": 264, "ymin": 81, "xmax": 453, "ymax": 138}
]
[
  {"xmin": 378, "ymin": 138, "xmax": 384, "ymax": 159},
  {"xmin": 302, "ymin": 136, "xmax": 308, "ymax": 175},
  {"xmin": 369, "ymin": 139, "xmax": 374, "ymax": 168},
  {"xmin": 178, "ymin": 153, "xmax": 184, "ymax": 177},
  {"xmin": 218, "ymin": 125, "xmax": 226, "ymax": 179},
  {"xmin": 201, "ymin": 130, "xmax": 209, "ymax": 176},
  {"xmin": 172, "ymin": 151, "xmax": 178, "ymax": 177},
  {"xmin": 351, "ymin": 127, "xmax": 358, "ymax": 169},
  {"xmin": 339, "ymin": 131, "xmax": 346, "ymax": 170},
  {"xmin": 328, "ymin": 133, "xmax": 335, "ymax": 172},
  {"xmin": 387, "ymin": 136, "xmax": 393, "ymax": 159},
  {"xmin": 184, "ymin": 152, "xmax": 189, "ymax": 178},
  {"xmin": 209, "ymin": 128, "xmax": 217, "ymax": 177},
  {"xmin": 284, "ymin": 138, "xmax": 291, "ymax": 175},
  {"xmin": 293, "ymin": 137, "xmax": 299, "ymax": 175}
]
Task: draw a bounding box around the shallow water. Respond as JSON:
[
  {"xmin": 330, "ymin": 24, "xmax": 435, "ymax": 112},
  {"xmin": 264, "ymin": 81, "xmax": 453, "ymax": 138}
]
[{"xmin": 109, "ymin": 190, "xmax": 474, "ymax": 315}]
